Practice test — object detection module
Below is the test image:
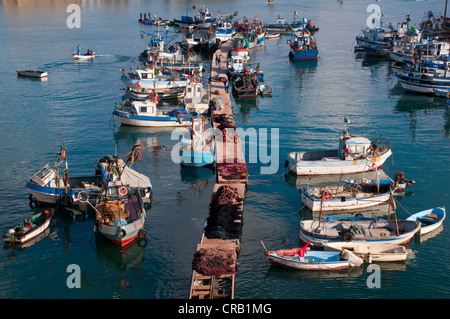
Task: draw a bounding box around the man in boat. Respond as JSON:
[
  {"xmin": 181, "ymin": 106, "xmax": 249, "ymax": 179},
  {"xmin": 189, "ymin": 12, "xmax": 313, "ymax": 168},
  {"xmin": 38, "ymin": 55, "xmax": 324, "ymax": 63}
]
[
  {"xmin": 87, "ymin": 48, "xmax": 93, "ymax": 56},
  {"xmin": 77, "ymin": 45, "xmax": 81, "ymax": 55}
]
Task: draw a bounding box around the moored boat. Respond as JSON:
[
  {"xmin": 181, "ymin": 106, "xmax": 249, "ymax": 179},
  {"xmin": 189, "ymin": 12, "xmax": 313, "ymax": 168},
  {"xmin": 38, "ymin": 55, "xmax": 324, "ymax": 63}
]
[
  {"xmin": 3, "ymin": 209, "xmax": 53, "ymax": 244},
  {"xmin": 113, "ymin": 97, "xmax": 201, "ymax": 127},
  {"xmin": 262, "ymin": 241, "xmax": 362, "ymax": 270},
  {"xmin": 288, "ymin": 31, "xmax": 318, "ymax": 61},
  {"xmin": 16, "ymin": 69, "xmax": 47, "ymax": 78},
  {"xmin": 300, "ymin": 182, "xmax": 396, "ymax": 212},
  {"xmin": 286, "ymin": 127, "xmax": 392, "ymax": 176},
  {"xmin": 406, "ymin": 207, "xmax": 446, "ymax": 235},
  {"xmin": 299, "ymin": 218, "xmax": 421, "ymax": 247},
  {"xmin": 180, "ymin": 116, "xmax": 214, "ymax": 167},
  {"xmin": 322, "ymin": 242, "xmax": 409, "ymax": 263},
  {"xmin": 258, "ymin": 84, "xmax": 273, "ymax": 96},
  {"xmin": 26, "ymin": 141, "xmax": 152, "ymax": 206},
  {"xmin": 93, "ymin": 184, "xmax": 148, "ymax": 246}
]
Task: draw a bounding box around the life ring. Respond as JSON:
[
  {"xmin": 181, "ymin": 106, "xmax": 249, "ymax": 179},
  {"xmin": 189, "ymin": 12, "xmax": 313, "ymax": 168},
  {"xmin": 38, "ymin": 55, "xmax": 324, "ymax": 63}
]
[
  {"xmin": 188, "ymin": 51, "xmax": 193, "ymax": 56},
  {"xmin": 118, "ymin": 186, "xmax": 128, "ymax": 197},
  {"xmin": 117, "ymin": 227, "xmax": 126, "ymax": 238},
  {"xmin": 342, "ymin": 231, "xmax": 353, "ymax": 242},
  {"xmin": 209, "ymin": 26, "xmax": 214, "ymax": 32},
  {"xmin": 138, "ymin": 229, "xmax": 148, "ymax": 239},
  {"xmin": 77, "ymin": 191, "xmax": 88, "ymax": 202}
]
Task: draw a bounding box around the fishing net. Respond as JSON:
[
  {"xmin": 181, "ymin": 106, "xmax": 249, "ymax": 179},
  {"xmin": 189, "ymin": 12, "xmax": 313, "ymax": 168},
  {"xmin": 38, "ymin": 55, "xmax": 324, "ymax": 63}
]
[
  {"xmin": 216, "ymin": 163, "xmax": 247, "ymax": 180},
  {"xmin": 192, "ymin": 248, "xmax": 236, "ymax": 276},
  {"xmin": 205, "ymin": 186, "xmax": 243, "ymax": 240}
]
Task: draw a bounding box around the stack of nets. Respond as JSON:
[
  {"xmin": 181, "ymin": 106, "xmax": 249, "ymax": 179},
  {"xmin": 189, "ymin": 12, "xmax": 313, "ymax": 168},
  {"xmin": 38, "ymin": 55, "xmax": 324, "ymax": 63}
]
[
  {"xmin": 192, "ymin": 247, "xmax": 236, "ymax": 276},
  {"xmin": 217, "ymin": 162, "xmax": 247, "ymax": 180},
  {"xmin": 204, "ymin": 186, "xmax": 243, "ymax": 240}
]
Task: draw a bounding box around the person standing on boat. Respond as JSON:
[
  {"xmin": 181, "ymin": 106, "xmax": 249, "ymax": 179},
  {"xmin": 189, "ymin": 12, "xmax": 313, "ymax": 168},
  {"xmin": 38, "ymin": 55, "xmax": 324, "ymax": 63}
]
[{"xmin": 77, "ymin": 45, "xmax": 81, "ymax": 55}]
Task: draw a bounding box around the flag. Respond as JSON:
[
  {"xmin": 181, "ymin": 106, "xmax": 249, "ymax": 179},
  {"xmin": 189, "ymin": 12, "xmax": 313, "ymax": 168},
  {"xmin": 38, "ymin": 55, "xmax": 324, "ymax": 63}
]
[{"xmin": 344, "ymin": 117, "xmax": 350, "ymax": 124}]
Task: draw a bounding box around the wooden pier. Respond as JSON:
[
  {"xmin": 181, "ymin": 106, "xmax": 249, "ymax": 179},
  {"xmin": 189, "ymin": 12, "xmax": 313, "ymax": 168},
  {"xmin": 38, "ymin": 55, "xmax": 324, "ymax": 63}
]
[{"xmin": 189, "ymin": 38, "xmax": 248, "ymax": 299}]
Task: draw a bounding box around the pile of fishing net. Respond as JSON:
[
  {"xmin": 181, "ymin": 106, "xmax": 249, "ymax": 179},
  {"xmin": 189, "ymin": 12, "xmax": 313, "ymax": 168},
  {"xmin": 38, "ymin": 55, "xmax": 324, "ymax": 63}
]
[
  {"xmin": 213, "ymin": 114, "xmax": 235, "ymax": 129},
  {"xmin": 192, "ymin": 247, "xmax": 236, "ymax": 276},
  {"xmin": 216, "ymin": 163, "xmax": 247, "ymax": 180},
  {"xmin": 204, "ymin": 186, "xmax": 243, "ymax": 240}
]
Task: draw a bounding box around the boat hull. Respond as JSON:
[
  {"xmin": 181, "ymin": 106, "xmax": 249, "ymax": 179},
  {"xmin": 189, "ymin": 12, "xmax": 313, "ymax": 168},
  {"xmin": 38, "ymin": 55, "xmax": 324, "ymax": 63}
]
[
  {"xmin": 26, "ymin": 180, "xmax": 100, "ymax": 205},
  {"xmin": 3, "ymin": 210, "xmax": 52, "ymax": 244},
  {"xmin": 287, "ymin": 149, "xmax": 392, "ymax": 175},
  {"xmin": 322, "ymin": 242, "xmax": 408, "ymax": 262},
  {"xmin": 300, "ymin": 188, "xmax": 391, "ymax": 212},
  {"xmin": 299, "ymin": 219, "xmax": 421, "ymax": 247},
  {"xmin": 97, "ymin": 211, "xmax": 146, "ymax": 246},
  {"xmin": 267, "ymin": 251, "xmax": 350, "ymax": 270},
  {"xmin": 180, "ymin": 150, "xmax": 215, "ymax": 167},
  {"xmin": 289, "ymin": 49, "xmax": 318, "ymax": 60},
  {"xmin": 406, "ymin": 207, "xmax": 446, "ymax": 236},
  {"xmin": 113, "ymin": 110, "xmax": 196, "ymax": 127}
]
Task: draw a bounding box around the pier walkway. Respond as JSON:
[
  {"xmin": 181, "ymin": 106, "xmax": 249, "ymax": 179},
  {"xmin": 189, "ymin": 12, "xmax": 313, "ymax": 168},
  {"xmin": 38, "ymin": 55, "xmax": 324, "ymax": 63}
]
[{"xmin": 189, "ymin": 38, "xmax": 248, "ymax": 299}]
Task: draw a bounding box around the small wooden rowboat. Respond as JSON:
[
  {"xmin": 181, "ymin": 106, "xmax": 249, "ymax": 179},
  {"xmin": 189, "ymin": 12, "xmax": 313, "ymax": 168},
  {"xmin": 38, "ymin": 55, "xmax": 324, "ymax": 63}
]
[
  {"xmin": 406, "ymin": 207, "xmax": 446, "ymax": 235},
  {"xmin": 261, "ymin": 241, "xmax": 362, "ymax": 270},
  {"xmin": 3, "ymin": 209, "xmax": 53, "ymax": 244},
  {"xmin": 322, "ymin": 242, "xmax": 409, "ymax": 263},
  {"xmin": 16, "ymin": 69, "xmax": 48, "ymax": 78}
]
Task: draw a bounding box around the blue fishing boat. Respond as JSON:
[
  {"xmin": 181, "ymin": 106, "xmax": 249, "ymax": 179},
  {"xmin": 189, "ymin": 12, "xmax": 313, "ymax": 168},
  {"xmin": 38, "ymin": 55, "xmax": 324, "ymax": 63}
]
[
  {"xmin": 26, "ymin": 142, "xmax": 152, "ymax": 206},
  {"xmin": 180, "ymin": 117, "xmax": 215, "ymax": 167},
  {"xmin": 288, "ymin": 31, "xmax": 318, "ymax": 60}
]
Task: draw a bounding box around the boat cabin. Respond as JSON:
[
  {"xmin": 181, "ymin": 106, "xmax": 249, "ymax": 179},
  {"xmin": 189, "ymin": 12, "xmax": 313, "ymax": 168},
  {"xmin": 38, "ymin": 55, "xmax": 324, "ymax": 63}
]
[
  {"xmin": 339, "ymin": 130, "xmax": 372, "ymax": 160},
  {"xmin": 30, "ymin": 164, "xmax": 57, "ymax": 187},
  {"xmin": 183, "ymin": 83, "xmax": 209, "ymax": 114}
]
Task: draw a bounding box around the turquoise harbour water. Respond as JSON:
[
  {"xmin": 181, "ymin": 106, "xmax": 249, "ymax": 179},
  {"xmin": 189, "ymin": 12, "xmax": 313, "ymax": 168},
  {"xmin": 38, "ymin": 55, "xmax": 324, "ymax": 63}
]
[{"xmin": 0, "ymin": 0, "xmax": 449, "ymax": 302}]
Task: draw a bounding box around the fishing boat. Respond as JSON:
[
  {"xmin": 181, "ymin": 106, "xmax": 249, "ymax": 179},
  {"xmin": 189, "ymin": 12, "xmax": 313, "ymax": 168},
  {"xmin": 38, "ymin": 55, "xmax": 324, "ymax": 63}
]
[
  {"xmin": 299, "ymin": 217, "xmax": 421, "ymax": 247},
  {"xmin": 406, "ymin": 207, "xmax": 446, "ymax": 235},
  {"xmin": 300, "ymin": 181, "xmax": 398, "ymax": 212},
  {"xmin": 231, "ymin": 37, "xmax": 250, "ymax": 60},
  {"xmin": 261, "ymin": 241, "xmax": 362, "ymax": 270},
  {"xmin": 265, "ymin": 15, "xmax": 307, "ymax": 34},
  {"xmin": 16, "ymin": 69, "xmax": 47, "ymax": 78},
  {"xmin": 231, "ymin": 68, "xmax": 259, "ymax": 98},
  {"xmin": 180, "ymin": 117, "xmax": 215, "ymax": 167},
  {"xmin": 322, "ymin": 242, "xmax": 409, "ymax": 263},
  {"xmin": 258, "ymin": 84, "xmax": 273, "ymax": 96},
  {"xmin": 113, "ymin": 97, "xmax": 200, "ymax": 127},
  {"xmin": 3, "ymin": 209, "xmax": 53, "ymax": 244},
  {"xmin": 215, "ymin": 21, "xmax": 236, "ymax": 42},
  {"xmin": 120, "ymin": 67, "xmax": 190, "ymax": 90},
  {"xmin": 26, "ymin": 141, "xmax": 152, "ymax": 206},
  {"xmin": 93, "ymin": 183, "xmax": 147, "ymax": 246},
  {"xmin": 288, "ymin": 31, "xmax": 318, "ymax": 61},
  {"xmin": 286, "ymin": 126, "xmax": 392, "ymax": 176},
  {"xmin": 182, "ymin": 82, "xmax": 210, "ymax": 115},
  {"xmin": 395, "ymin": 69, "xmax": 450, "ymax": 94}
]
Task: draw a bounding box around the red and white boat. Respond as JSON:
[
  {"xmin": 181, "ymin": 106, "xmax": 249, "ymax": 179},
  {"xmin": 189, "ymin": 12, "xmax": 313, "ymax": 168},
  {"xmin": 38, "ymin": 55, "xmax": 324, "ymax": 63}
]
[{"xmin": 94, "ymin": 184, "xmax": 148, "ymax": 246}]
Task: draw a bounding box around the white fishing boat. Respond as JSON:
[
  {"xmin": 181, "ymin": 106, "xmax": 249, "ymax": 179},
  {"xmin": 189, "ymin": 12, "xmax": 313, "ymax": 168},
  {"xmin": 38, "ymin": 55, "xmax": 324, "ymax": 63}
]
[
  {"xmin": 406, "ymin": 207, "xmax": 446, "ymax": 235},
  {"xmin": 113, "ymin": 97, "xmax": 200, "ymax": 127},
  {"xmin": 300, "ymin": 183, "xmax": 393, "ymax": 212},
  {"xmin": 299, "ymin": 218, "xmax": 421, "ymax": 247},
  {"xmin": 26, "ymin": 141, "xmax": 152, "ymax": 206},
  {"xmin": 286, "ymin": 127, "xmax": 392, "ymax": 176},
  {"xmin": 3, "ymin": 209, "xmax": 53, "ymax": 244},
  {"xmin": 120, "ymin": 67, "xmax": 189, "ymax": 90},
  {"xmin": 322, "ymin": 242, "xmax": 409, "ymax": 263},
  {"xmin": 73, "ymin": 48, "xmax": 95, "ymax": 60},
  {"xmin": 231, "ymin": 37, "xmax": 250, "ymax": 60},
  {"xmin": 16, "ymin": 69, "xmax": 47, "ymax": 78},
  {"xmin": 215, "ymin": 21, "xmax": 235, "ymax": 42},
  {"xmin": 262, "ymin": 241, "xmax": 362, "ymax": 270},
  {"xmin": 92, "ymin": 183, "xmax": 148, "ymax": 246}
]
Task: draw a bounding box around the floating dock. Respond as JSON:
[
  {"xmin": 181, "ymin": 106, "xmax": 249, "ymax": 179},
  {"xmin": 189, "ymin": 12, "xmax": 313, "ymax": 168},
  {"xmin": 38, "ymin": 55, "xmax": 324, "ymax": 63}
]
[{"xmin": 189, "ymin": 38, "xmax": 248, "ymax": 299}]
